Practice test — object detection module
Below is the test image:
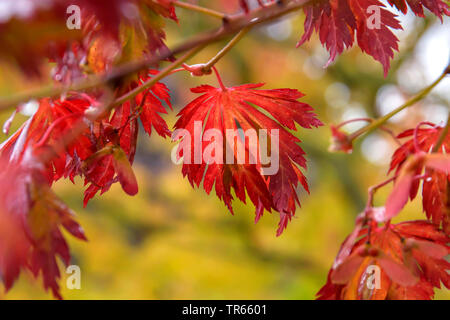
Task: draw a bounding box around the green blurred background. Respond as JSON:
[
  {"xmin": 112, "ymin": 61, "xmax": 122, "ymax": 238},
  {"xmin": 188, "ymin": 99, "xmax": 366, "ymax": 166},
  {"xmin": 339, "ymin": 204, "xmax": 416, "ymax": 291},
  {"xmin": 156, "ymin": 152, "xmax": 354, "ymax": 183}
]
[{"xmin": 0, "ymin": 1, "xmax": 449, "ymax": 299}]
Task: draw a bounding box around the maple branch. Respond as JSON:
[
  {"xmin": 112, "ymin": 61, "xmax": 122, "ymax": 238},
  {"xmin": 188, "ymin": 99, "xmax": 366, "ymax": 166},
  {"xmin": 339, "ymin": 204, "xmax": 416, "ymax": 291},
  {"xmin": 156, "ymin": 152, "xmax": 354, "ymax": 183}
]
[
  {"xmin": 172, "ymin": 1, "xmax": 226, "ymax": 19},
  {"xmin": 348, "ymin": 68, "xmax": 449, "ymax": 142},
  {"xmin": 0, "ymin": 0, "xmax": 311, "ymax": 111},
  {"xmin": 433, "ymin": 112, "xmax": 450, "ymax": 152},
  {"xmin": 113, "ymin": 45, "xmax": 206, "ymax": 107},
  {"xmin": 181, "ymin": 27, "xmax": 250, "ymax": 76},
  {"xmin": 202, "ymin": 26, "xmax": 251, "ymax": 72}
]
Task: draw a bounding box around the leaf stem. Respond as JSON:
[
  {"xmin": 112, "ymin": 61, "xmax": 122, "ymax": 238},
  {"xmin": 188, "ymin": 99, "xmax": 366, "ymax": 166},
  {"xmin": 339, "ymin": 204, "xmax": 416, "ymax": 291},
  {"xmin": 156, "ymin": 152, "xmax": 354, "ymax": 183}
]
[
  {"xmin": 172, "ymin": 1, "xmax": 226, "ymax": 19},
  {"xmin": 366, "ymin": 176, "xmax": 396, "ymax": 209},
  {"xmin": 348, "ymin": 69, "xmax": 449, "ymax": 142},
  {"xmin": 212, "ymin": 66, "xmax": 227, "ymax": 91},
  {"xmin": 335, "ymin": 117, "xmax": 372, "ymax": 129},
  {"xmin": 364, "ymin": 175, "xmax": 396, "ymax": 243}
]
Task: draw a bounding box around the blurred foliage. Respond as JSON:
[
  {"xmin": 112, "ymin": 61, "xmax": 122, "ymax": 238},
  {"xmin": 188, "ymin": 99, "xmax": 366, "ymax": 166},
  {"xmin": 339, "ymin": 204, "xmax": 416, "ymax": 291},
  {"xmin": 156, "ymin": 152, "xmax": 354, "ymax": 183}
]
[{"xmin": 0, "ymin": 2, "xmax": 449, "ymax": 299}]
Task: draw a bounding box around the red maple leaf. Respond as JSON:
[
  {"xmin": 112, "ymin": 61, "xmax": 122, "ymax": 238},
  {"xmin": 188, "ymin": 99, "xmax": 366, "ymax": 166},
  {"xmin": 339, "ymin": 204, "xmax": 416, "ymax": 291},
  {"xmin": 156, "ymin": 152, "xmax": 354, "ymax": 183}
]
[
  {"xmin": 174, "ymin": 78, "xmax": 322, "ymax": 235},
  {"xmin": 0, "ymin": 79, "xmax": 171, "ymax": 296},
  {"xmin": 317, "ymin": 220, "xmax": 450, "ymax": 300},
  {"xmin": 135, "ymin": 71, "xmax": 173, "ymax": 138},
  {"xmin": 298, "ymin": 0, "xmax": 402, "ymax": 76},
  {"xmin": 82, "ymin": 144, "xmax": 139, "ymax": 205}
]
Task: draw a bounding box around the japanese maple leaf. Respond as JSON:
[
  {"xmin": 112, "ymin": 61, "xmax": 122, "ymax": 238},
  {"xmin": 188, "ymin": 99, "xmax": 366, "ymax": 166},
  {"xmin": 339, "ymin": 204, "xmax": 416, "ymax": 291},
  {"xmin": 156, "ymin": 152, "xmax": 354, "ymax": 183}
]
[
  {"xmin": 135, "ymin": 70, "xmax": 173, "ymax": 138},
  {"xmin": 298, "ymin": 0, "xmax": 402, "ymax": 76},
  {"xmin": 317, "ymin": 220, "xmax": 449, "ymax": 300},
  {"xmin": 0, "ymin": 149, "xmax": 86, "ymax": 299},
  {"xmin": 297, "ymin": 0, "xmax": 356, "ymax": 68},
  {"xmin": 173, "ymin": 81, "xmax": 322, "ymax": 235},
  {"xmin": 389, "ymin": 126, "xmax": 450, "ymax": 234}
]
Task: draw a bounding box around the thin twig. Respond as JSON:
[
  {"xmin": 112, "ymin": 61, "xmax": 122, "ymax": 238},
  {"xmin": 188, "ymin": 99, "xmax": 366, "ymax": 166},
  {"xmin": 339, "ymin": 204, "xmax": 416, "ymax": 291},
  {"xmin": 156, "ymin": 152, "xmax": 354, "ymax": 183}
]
[
  {"xmin": 172, "ymin": 0, "xmax": 226, "ymax": 19},
  {"xmin": 348, "ymin": 68, "xmax": 449, "ymax": 142},
  {"xmin": 366, "ymin": 177, "xmax": 396, "ymax": 210},
  {"xmin": 336, "ymin": 117, "xmax": 402, "ymax": 146},
  {"xmin": 202, "ymin": 26, "xmax": 251, "ymax": 72}
]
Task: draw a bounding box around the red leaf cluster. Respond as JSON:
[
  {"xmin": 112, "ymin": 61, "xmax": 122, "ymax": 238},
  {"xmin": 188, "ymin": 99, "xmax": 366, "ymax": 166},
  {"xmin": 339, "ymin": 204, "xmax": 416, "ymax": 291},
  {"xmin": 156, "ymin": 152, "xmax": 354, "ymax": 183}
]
[
  {"xmin": 0, "ymin": 71, "xmax": 171, "ymax": 297},
  {"xmin": 319, "ymin": 122, "xmax": 450, "ymax": 299},
  {"xmin": 298, "ymin": 0, "xmax": 449, "ymax": 75}
]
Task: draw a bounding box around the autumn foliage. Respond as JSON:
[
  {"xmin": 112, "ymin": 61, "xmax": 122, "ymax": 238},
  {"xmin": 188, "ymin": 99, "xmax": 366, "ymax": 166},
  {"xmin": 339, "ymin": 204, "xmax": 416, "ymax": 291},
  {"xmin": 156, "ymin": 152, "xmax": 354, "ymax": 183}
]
[{"xmin": 0, "ymin": 0, "xmax": 448, "ymax": 299}]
